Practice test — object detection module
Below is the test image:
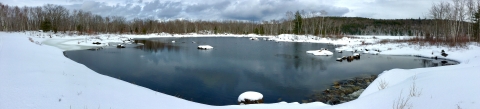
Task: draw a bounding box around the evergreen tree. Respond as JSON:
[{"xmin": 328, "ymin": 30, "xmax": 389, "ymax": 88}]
[
  {"xmin": 76, "ymin": 24, "xmax": 83, "ymax": 34},
  {"xmin": 473, "ymin": 8, "xmax": 480, "ymax": 41},
  {"xmin": 135, "ymin": 27, "xmax": 139, "ymax": 34},
  {"xmin": 40, "ymin": 19, "xmax": 51, "ymax": 32},
  {"xmin": 259, "ymin": 26, "xmax": 265, "ymax": 35},
  {"xmin": 214, "ymin": 26, "xmax": 218, "ymax": 34},
  {"xmin": 293, "ymin": 11, "xmax": 302, "ymax": 34}
]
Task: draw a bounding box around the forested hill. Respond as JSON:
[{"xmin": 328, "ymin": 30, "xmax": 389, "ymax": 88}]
[
  {"xmin": 291, "ymin": 16, "xmax": 436, "ymax": 36},
  {"xmin": 1, "ymin": 2, "xmax": 479, "ymax": 40}
]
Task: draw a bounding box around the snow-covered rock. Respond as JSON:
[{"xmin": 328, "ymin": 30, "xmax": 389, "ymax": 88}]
[
  {"xmin": 335, "ymin": 46, "xmax": 349, "ymax": 53},
  {"xmin": 312, "ymin": 50, "xmax": 333, "ymax": 56},
  {"xmin": 198, "ymin": 45, "xmax": 213, "ymax": 49},
  {"xmin": 369, "ymin": 51, "xmax": 379, "ymax": 55},
  {"xmin": 306, "ymin": 49, "xmax": 333, "ymax": 56},
  {"xmin": 238, "ymin": 91, "xmax": 264, "ymax": 104},
  {"xmin": 353, "ymin": 53, "xmax": 360, "ymax": 57},
  {"xmin": 117, "ymin": 44, "xmax": 125, "ymax": 48}
]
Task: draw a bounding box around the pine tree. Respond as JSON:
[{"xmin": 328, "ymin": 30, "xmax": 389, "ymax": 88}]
[
  {"xmin": 40, "ymin": 19, "xmax": 51, "ymax": 32},
  {"xmin": 214, "ymin": 26, "xmax": 218, "ymax": 34},
  {"xmin": 293, "ymin": 11, "xmax": 302, "ymax": 34},
  {"xmin": 473, "ymin": 8, "xmax": 480, "ymax": 41},
  {"xmin": 254, "ymin": 28, "xmax": 259, "ymax": 34},
  {"xmin": 76, "ymin": 24, "xmax": 83, "ymax": 34}
]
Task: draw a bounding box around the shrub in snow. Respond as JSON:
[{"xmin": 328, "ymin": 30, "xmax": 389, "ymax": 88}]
[{"xmin": 238, "ymin": 91, "xmax": 263, "ymax": 105}]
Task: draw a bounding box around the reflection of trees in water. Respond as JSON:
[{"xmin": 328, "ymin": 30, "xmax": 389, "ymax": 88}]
[
  {"xmin": 293, "ymin": 43, "xmax": 301, "ymax": 69},
  {"xmin": 308, "ymin": 57, "xmax": 327, "ymax": 71},
  {"xmin": 275, "ymin": 54, "xmax": 327, "ymax": 72},
  {"xmin": 135, "ymin": 40, "xmax": 180, "ymax": 52},
  {"xmin": 420, "ymin": 59, "xmax": 436, "ymax": 67},
  {"xmin": 415, "ymin": 59, "xmax": 453, "ymax": 67},
  {"xmin": 281, "ymin": 43, "xmax": 328, "ymax": 71}
]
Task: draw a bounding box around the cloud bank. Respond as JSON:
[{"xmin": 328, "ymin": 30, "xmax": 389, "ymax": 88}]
[
  {"xmin": 62, "ymin": 0, "xmax": 350, "ymax": 21},
  {"xmin": 2, "ymin": 0, "xmax": 438, "ymax": 21}
]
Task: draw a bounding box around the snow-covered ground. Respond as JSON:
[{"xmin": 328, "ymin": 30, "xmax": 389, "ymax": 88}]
[{"xmin": 1, "ymin": 32, "xmax": 479, "ymax": 109}]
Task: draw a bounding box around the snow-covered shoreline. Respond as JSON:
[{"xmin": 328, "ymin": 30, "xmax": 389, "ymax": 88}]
[{"xmin": 1, "ymin": 32, "xmax": 479, "ymax": 109}]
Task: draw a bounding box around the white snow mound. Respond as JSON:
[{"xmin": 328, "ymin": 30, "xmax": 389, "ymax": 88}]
[
  {"xmin": 238, "ymin": 91, "xmax": 263, "ymax": 102},
  {"xmin": 198, "ymin": 45, "xmax": 213, "ymax": 49},
  {"xmin": 306, "ymin": 49, "xmax": 333, "ymax": 56}
]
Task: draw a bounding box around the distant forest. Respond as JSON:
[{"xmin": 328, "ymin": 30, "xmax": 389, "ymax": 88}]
[{"xmin": 1, "ymin": 0, "xmax": 479, "ymax": 42}]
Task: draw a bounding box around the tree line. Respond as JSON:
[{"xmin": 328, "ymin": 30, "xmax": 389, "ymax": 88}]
[{"xmin": 0, "ymin": 1, "xmax": 479, "ymax": 41}]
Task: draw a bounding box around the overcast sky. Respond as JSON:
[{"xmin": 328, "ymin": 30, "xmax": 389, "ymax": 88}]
[{"xmin": 3, "ymin": 0, "xmax": 442, "ymax": 21}]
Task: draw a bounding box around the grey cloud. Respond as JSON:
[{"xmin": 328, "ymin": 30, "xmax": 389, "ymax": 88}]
[
  {"xmin": 342, "ymin": 0, "xmax": 437, "ymax": 19},
  {"xmin": 142, "ymin": 1, "xmax": 183, "ymax": 18},
  {"xmin": 185, "ymin": 0, "xmax": 230, "ymax": 12},
  {"xmin": 7, "ymin": 0, "xmax": 436, "ymax": 20},
  {"xmin": 68, "ymin": 0, "xmax": 83, "ymax": 2},
  {"xmin": 63, "ymin": 0, "xmax": 349, "ymax": 21},
  {"xmin": 65, "ymin": 0, "xmax": 183, "ymax": 20},
  {"xmin": 220, "ymin": 0, "xmax": 349, "ymax": 21}
]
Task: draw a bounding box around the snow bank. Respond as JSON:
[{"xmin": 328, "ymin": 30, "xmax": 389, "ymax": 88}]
[
  {"xmin": 268, "ymin": 34, "xmax": 407, "ymax": 46},
  {"xmin": 328, "ymin": 43, "xmax": 480, "ymax": 109},
  {"xmin": 2, "ymin": 32, "xmax": 479, "ymax": 109},
  {"xmin": 354, "ymin": 35, "xmax": 413, "ymax": 40},
  {"xmin": 0, "ymin": 32, "xmax": 212, "ymax": 109},
  {"xmin": 0, "ymin": 32, "xmax": 331, "ymax": 109}
]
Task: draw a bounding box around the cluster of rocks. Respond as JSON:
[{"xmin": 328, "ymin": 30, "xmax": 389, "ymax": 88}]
[
  {"xmin": 92, "ymin": 42, "xmax": 102, "ymax": 45},
  {"xmin": 441, "ymin": 50, "xmax": 448, "ymax": 57},
  {"xmin": 336, "ymin": 53, "xmax": 361, "ymax": 62},
  {"xmin": 117, "ymin": 44, "xmax": 126, "ymax": 48},
  {"xmin": 238, "ymin": 99, "xmax": 264, "ymax": 105},
  {"xmin": 431, "ymin": 49, "xmax": 449, "ymax": 59},
  {"xmin": 307, "ymin": 75, "xmax": 377, "ymax": 105}
]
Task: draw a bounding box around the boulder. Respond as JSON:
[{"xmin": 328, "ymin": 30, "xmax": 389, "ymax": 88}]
[
  {"xmin": 238, "ymin": 91, "xmax": 264, "ymax": 105},
  {"xmin": 117, "ymin": 44, "xmax": 125, "ymax": 48},
  {"xmin": 197, "ymin": 45, "xmax": 213, "ymax": 50},
  {"xmin": 441, "ymin": 53, "xmax": 448, "ymax": 57}
]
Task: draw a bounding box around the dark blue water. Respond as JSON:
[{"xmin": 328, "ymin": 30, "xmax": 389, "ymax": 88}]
[{"xmin": 64, "ymin": 37, "xmax": 456, "ymax": 105}]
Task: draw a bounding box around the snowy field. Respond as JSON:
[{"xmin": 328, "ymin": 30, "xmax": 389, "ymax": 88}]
[{"xmin": 1, "ymin": 32, "xmax": 479, "ymax": 109}]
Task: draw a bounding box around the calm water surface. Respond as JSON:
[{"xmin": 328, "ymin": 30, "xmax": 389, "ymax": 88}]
[{"xmin": 64, "ymin": 37, "xmax": 456, "ymax": 105}]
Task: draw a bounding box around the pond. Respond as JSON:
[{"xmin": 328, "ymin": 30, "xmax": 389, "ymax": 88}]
[{"xmin": 64, "ymin": 37, "xmax": 457, "ymax": 105}]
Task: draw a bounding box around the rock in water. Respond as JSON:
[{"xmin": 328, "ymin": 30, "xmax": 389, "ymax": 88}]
[
  {"xmin": 441, "ymin": 53, "xmax": 448, "ymax": 57},
  {"xmin": 238, "ymin": 91, "xmax": 264, "ymax": 105},
  {"xmin": 197, "ymin": 45, "xmax": 213, "ymax": 50},
  {"xmin": 116, "ymin": 44, "xmax": 125, "ymax": 48}
]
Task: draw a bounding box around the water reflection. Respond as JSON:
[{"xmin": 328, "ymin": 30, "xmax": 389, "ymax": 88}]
[
  {"xmin": 65, "ymin": 37, "xmax": 458, "ymax": 106},
  {"xmin": 416, "ymin": 58, "xmax": 455, "ymax": 67},
  {"xmin": 134, "ymin": 39, "xmax": 180, "ymax": 53}
]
